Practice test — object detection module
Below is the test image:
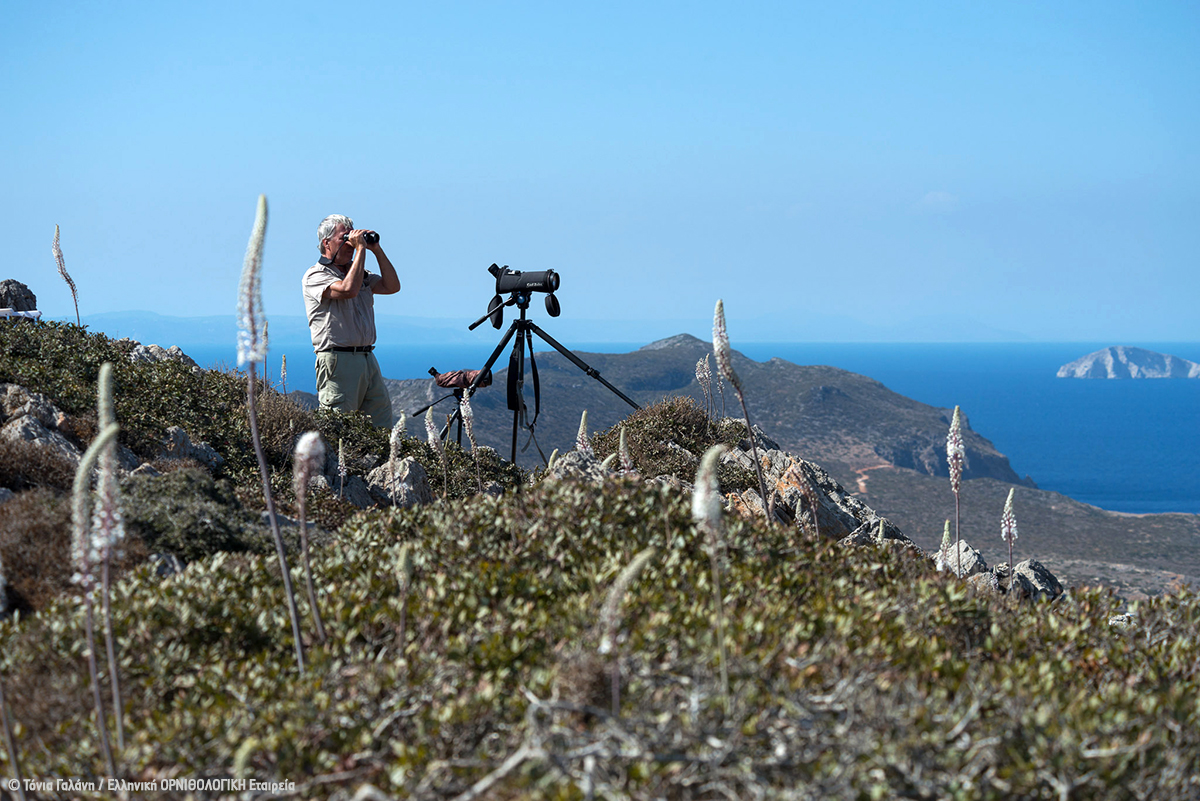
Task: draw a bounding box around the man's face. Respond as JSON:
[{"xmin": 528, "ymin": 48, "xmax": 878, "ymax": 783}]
[{"xmin": 323, "ymin": 223, "xmax": 352, "ymax": 263}]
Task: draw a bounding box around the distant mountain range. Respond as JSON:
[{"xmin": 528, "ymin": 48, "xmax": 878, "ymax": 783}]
[{"xmin": 1058, "ymin": 346, "xmax": 1200, "ymax": 379}]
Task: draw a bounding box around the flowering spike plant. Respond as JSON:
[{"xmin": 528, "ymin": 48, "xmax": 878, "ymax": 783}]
[
  {"xmin": 280, "ymin": 353, "xmax": 287, "ymax": 395},
  {"xmin": 395, "ymin": 544, "xmax": 414, "ymax": 652},
  {"xmin": 337, "ymin": 438, "xmax": 347, "ymax": 499},
  {"xmin": 92, "ymin": 364, "xmax": 127, "ymax": 752},
  {"xmin": 70, "ymin": 420, "xmax": 120, "ymax": 781},
  {"xmin": 692, "ymin": 444, "xmax": 730, "ymax": 707},
  {"xmin": 619, "ymin": 425, "xmax": 634, "ymax": 474},
  {"xmin": 1001, "ymin": 487, "xmax": 1019, "ymax": 574},
  {"xmin": 459, "ymin": 394, "xmax": 484, "ymax": 493},
  {"xmin": 52, "ymin": 225, "xmax": 80, "ymax": 326},
  {"xmin": 713, "ymin": 300, "xmax": 769, "ymax": 515},
  {"xmin": 936, "ymin": 520, "xmax": 953, "ymax": 572},
  {"xmin": 947, "ymin": 405, "xmax": 966, "ymax": 577},
  {"xmin": 293, "ymin": 431, "xmax": 328, "ymax": 643},
  {"xmin": 695, "ymin": 355, "xmax": 713, "ymax": 418},
  {"xmin": 576, "ymin": 409, "xmax": 595, "ymax": 458},
  {"xmin": 389, "ymin": 418, "xmax": 406, "ymax": 505},
  {"xmin": 598, "ymin": 546, "xmax": 657, "ymax": 717},
  {"xmin": 236, "ymin": 194, "xmax": 305, "ymax": 675},
  {"xmin": 425, "ymin": 411, "xmax": 448, "ymax": 497},
  {"xmin": 237, "ymin": 196, "xmax": 269, "ymax": 367}
]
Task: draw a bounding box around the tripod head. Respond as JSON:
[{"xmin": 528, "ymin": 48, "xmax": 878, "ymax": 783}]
[{"xmin": 468, "ymin": 264, "xmax": 561, "ymax": 331}]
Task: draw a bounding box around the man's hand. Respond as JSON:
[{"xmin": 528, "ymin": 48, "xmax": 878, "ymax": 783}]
[{"xmin": 346, "ymin": 229, "xmax": 380, "ymax": 251}]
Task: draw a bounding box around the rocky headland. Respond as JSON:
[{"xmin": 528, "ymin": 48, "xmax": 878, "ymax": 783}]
[{"xmin": 1057, "ymin": 345, "xmax": 1200, "ymax": 379}]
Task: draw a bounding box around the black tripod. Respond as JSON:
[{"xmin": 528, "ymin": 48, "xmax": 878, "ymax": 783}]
[{"xmin": 466, "ymin": 291, "xmax": 640, "ymax": 462}]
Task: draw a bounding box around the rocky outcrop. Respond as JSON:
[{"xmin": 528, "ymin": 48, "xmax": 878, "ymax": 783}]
[
  {"xmin": 0, "ymin": 280, "xmax": 37, "ymax": 312},
  {"xmin": 160, "ymin": 426, "xmax": 225, "ymax": 471},
  {"xmin": 117, "ymin": 339, "xmax": 201, "ymax": 372},
  {"xmin": 1057, "ymin": 346, "xmax": 1200, "ymax": 379},
  {"xmin": 0, "ymin": 384, "xmax": 82, "ymax": 469},
  {"xmin": 366, "ymin": 457, "xmax": 434, "ymax": 508},
  {"xmin": 958, "ymin": 556, "xmax": 1064, "ymax": 602},
  {"xmin": 935, "ymin": 540, "xmax": 988, "ymax": 577}
]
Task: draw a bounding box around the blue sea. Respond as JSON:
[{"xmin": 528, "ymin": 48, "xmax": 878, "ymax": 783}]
[{"xmin": 184, "ymin": 341, "xmax": 1200, "ymax": 515}]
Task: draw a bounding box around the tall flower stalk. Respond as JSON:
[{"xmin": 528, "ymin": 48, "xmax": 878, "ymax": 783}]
[
  {"xmin": 575, "ymin": 410, "xmax": 595, "ymax": 458},
  {"xmin": 459, "ymin": 395, "xmax": 484, "ymax": 493},
  {"xmin": 713, "ymin": 300, "xmax": 769, "ymax": 517},
  {"xmin": 946, "ymin": 406, "xmax": 966, "ymax": 578},
  {"xmin": 1001, "ymin": 488, "xmax": 1019, "ymax": 576},
  {"xmin": 389, "ymin": 415, "xmax": 406, "ymax": 505},
  {"xmin": 696, "ymin": 355, "xmax": 713, "ymax": 419},
  {"xmin": 238, "ymin": 194, "xmax": 306, "ymax": 675},
  {"xmin": 293, "ymin": 432, "xmax": 328, "ymax": 644},
  {"xmin": 52, "ymin": 225, "xmax": 80, "ymax": 326},
  {"xmin": 693, "ymin": 444, "xmax": 730, "ymax": 709},
  {"xmin": 618, "ymin": 425, "xmax": 634, "ymax": 474},
  {"xmin": 92, "ymin": 364, "xmax": 126, "ymax": 753},
  {"xmin": 425, "ymin": 412, "xmax": 448, "ymax": 498},
  {"xmin": 598, "ymin": 547, "xmax": 656, "ymax": 717},
  {"xmin": 71, "ymin": 422, "xmax": 120, "ymax": 781},
  {"xmin": 280, "ymin": 354, "xmax": 288, "ymax": 395},
  {"xmin": 337, "ymin": 439, "xmax": 346, "ymax": 500}
]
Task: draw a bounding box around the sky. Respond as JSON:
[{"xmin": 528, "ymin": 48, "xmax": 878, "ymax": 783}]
[{"xmin": 5, "ymin": 1, "xmax": 1198, "ymax": 342}]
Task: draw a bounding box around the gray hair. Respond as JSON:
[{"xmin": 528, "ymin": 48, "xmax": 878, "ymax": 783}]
[{"xmin": 317, "ymin": 214, "xmax": 353, "ymax": 252}]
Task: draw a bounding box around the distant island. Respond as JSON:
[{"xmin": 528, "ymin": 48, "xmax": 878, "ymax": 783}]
[{"xmin": 1057, "ymin": 346, "xmax": 1200, "ymax": 379}]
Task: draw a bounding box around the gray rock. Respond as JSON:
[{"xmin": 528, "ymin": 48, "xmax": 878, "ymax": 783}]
[
  {"xmin": 116, "ymin": 444, "xmax": 141, "ymax": 472},
  {"xmin": 0, "ymin": 280, "xmax": 37, "ymax": 312},
  {"xmin": 967, "ymin": 571, "xmax": 1002, "ymax": 595},
  {"xmin": 130, "ymin": 343, "xmax": 200, "ymax": 371},
  {"xmin": 1013, "ymin": 558, "xmax": 1063, "ymax": 601},
  {"xmin": 1108, "ymin": 613, "xmax": 1136, "ymax": 629},
  {"xmin": 0, "ymin": 384, "xmax": 60, "ymax": 429},
  {"xmin": 544, "ymin": 450, "xmax": 610, "ymax": 484},
  {"xmin": 1, "ymin": 415, "xmax": 82, "ymax": 467},
  {"xmin": 936, "ymin": 541, "xmax": 988, "ymax": 577},
  {"xmin": 159, "ymin": 426, "xmax": 224, "ymax": 471},
  {"xmin": 1005, "ymin": 571, "xmax": 1039, "ymax": 600},
  {"xmin": 0, "ymin": 487, "xmax": 14, "ymax": 505},
  {"xmin": 771, "ymin": 457, "xmax": 866, "ymax": 539},
  {"xmin": 839, "ymin": 517, "xmax": 921, "ymax": 555},
  {"xmin": 342, "ymin": 475, "xmax": 375, "ymax": 509},
  {"xmin": 366, "ymin": 457, "xmax": 434, "ymax": 508},
  {"xmin": 131, "ymin": 463, "xmax": 161, "ymax": 478}
]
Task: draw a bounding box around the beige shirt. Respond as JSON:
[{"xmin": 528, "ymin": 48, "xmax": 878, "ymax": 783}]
[{"xmin": 302, "ymin": 262, "xmax": 383, "ymax": 352}]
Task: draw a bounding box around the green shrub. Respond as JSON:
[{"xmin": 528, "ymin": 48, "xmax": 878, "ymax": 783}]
[
  {"xmin": 592, "ymin": 396, "xmax": 757, "ymax": 491},
  {"xmin": 3, "ymin": 476, "xmax": 1195, "ymax": 799}
]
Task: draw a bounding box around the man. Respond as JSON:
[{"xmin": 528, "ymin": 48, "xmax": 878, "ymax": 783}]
[{"xmin": 301, "ymin": 213, "xmax": 401, "ymax": 427}]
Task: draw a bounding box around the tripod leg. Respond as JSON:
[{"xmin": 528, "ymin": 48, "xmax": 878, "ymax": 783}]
[
  {"xmin": 527, "ymin": 323, "xmax": 641, "ymax": 410},
  {"xmin": 467, "ymin": 321, "xmax": 521, "ymax": 396},
  {"xmin": 509, "ymin": 327, "xmax": 528, "ymax": 462}
]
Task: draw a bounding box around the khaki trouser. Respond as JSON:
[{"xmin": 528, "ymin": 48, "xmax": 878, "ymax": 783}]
[{"xmin": 315, "ymin": 351, "xmax": 392, "ymax": 427}]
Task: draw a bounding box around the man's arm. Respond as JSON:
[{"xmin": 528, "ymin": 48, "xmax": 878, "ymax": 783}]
[
  {"xmin": 371, "ymin": 244, "xmax": 401, "ymax": 295},
  {"xmin": 322, "ymin": 230, "xmax": 371, "ymax": 300}
]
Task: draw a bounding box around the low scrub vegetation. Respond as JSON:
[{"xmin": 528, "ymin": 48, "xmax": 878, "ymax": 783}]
[
  {"xmin": 2, "ymin": 322, "xmax": 1199, "ymax": 799},
  {"xmin": 2, "ymin": 477, "xmax": 1198, "ymax": 798}
]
